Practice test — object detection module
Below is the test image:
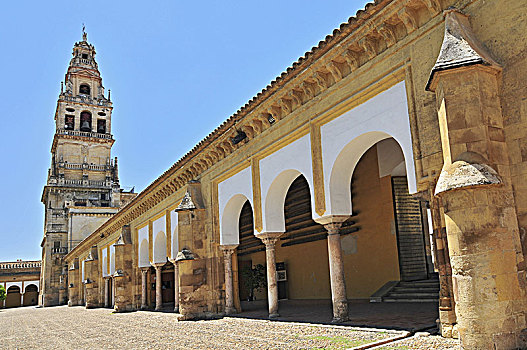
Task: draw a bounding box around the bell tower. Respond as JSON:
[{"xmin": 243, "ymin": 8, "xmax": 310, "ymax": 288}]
[{"xmin": 40, "ymin": 30, "xmax": 136, "ymax": 307}]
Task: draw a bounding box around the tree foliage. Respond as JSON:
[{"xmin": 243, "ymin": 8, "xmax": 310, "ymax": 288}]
[
  {"xmin": 0, "ymin": 285, "xmax": 6, "ymax": 302},
  {"xmin": 240, "ymin": 264, "xmax": 266, "ymax": 301}
]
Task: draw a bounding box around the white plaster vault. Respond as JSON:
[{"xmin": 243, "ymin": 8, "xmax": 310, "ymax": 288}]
[{"xmin": 217, "ymin": 80, "xmax": 416, "ymax": 245}]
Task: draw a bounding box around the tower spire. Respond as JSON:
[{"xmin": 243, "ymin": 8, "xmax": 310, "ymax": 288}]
[{"xmin": 82, "ymin": 23, "xmax": 87, "ymax": 42}]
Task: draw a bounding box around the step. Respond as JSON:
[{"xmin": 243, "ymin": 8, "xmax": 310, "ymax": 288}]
[
  {"xmin": 384, "ymin": 298, "xmax": 439, "ymax": 303},
  {"xmin": 391, "ymin": 287, "xmax": 439, "ymax": 292},
  {"xmin": 388, "ymin": 292, "xmax": 439, "ymax": 298},
  {"xmin": 396, "ymin": 281, "xmax": 439, "ymax": 285}
]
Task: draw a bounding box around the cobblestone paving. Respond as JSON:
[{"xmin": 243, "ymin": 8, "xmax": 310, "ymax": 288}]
[
  {"xmin": 1, "ymin": 306, "xmax": 459, "ymax": 349},
  {"xmin": 376, "ymin": 333, "xmax": 460, "ymax": 349}
]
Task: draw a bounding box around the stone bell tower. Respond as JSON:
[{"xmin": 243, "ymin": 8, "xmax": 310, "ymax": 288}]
[{"xmin": 39, "ymin": 29, "xmax": 136, "ymax": 307}]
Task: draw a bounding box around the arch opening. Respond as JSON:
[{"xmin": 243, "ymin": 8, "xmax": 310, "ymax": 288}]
[
  {"xmin": 139, "ymin": 239, "xmax": 150, "ymax": 267},
  {"xmin": 80, "ymin": 111, "xmax": 92, "ymax": 132},
  {"xmin": 79, "ymin": 84, "xmax": 90, "ymax": 95},
  {"xmin": 221, "ymin": 194, "xmax": 250, "ymax": 245},
  {"xmin": 6, "ymin": 286, "xmax": 21, "ymax": 308},
  {"xmin": 236, "ymin": 201, "xmax": 265, "ymax": 307},
  {"xmin": 263, "ymin": 169, "xmax": 306, "ymax": 233},
  {"xmin": 153, "ymin": 231, "xmax": 167, "ymax": 264},
  {"xmin": 23, "ymin": 284, "xmax": 38, "ymax": 306}
]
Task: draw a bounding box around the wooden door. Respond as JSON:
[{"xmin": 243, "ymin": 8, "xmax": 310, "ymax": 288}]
[{"xmin": 162, "ymin": 271, "xmax": 174, "ymax": 303}]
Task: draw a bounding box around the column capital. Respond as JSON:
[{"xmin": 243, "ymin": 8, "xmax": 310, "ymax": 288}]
[
  {"xmin": 151, "ymin": 262, "xmax": 165, "ymax": 269},
  {"xmin": 168, "ymin": 258, "xmax": 177, "ymax": 265},
  {"xmin": 314, "ymin": 215, "xmax": 349, "ymax": 227},
  {"xmin": 255, "ymin": 232, "xmax": 283, "ymax": 247},
  {"xmin": 324, "ymin": 222, "xmax": 343, "ymax": 235},
  {"xmin": 220, "ymin": 244, "xmax": 238, "ymax": 256},
  {"xmin": 140, "ymin": 267, "xmax": 149, "ymax": 275}
]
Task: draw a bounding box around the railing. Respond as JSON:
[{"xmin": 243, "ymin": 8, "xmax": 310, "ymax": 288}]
[
  {"xmin": 47, "ymin": 178, "xmax": 112, "ymax": 188},
  {"xmin": 0, "ymin": 261, "xmax": 41, "ymax": 269},
  {"xmin": 63, "ymin": 179, "xmax": 107, "ymax": 187},
  {"xmin": 56, "ymin": 128, "xmax": 113, "ymax": 140},
  {"xmin": 59, "ymin": 94, "xmax": 111, "ymax": 107},
  {"xmin": 60, "ymin": 163, "xmax": 110, "ymax": 171},
  {"xmin": 51, "ymin": 247, "xmax": 68, "ymax": 255}
]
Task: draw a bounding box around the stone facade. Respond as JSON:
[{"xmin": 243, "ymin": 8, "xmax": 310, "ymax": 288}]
[
  {"xmin": 0, "ymin": 260, "xmax": 41, "ymax": 308},
  {"xmin": 59, "ymin": 1, "xmax": 527, "ymax": 349},
  {"xmin": 40, "ymin": 30, "xmax": 136, "ymax": 307}
]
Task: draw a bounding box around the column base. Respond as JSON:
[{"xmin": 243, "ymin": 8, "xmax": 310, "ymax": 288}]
[
  {"xmin": 332, "ymin": 300, "xmax": 349, "ymax": 323},
  {"xmin": 225, "ymin": 307, "xmax": 236, "ymax": 315},
  {"xmin": 331, "ymin": 316, "xmax": 348, "ymax": 323},
  {"xmin": 174, "ymin": 306, "xmax": 179, "ymax": 313},
  {"xmin": 269, "ymin": 313, "xmax": 280, "ymax": 319}
]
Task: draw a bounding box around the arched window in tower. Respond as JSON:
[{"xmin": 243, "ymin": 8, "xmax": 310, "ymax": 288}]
[
  {"xmin": 97, "ymin": 119, "xmax": 106, "ymax": 133},
  {"xmin": 79, "ymin": 84, "xmax": 90, "ymax": 95},
  {"xmin": 65, "ymin": 114, "xmax": 74, "ymax": 130},
  {"xmin": 80, "ymin": 111, "xmax": 92, "ymax": 132}
]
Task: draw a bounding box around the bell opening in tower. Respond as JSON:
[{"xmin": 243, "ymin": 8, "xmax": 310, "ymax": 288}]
[
  {"xmin": 65, "ymin": 115, "xmax": 74, "ymax": 130},
  {"xmin": 80, "ymin": 111, "xmax": 92, "ymax": 132},
  {"xmin": 97, "ymin": 119, "xmax": 106, "ymax": 134},
  {"xmin": 79, "ymin": 84, "xmax": 90, "ymax": 95}
]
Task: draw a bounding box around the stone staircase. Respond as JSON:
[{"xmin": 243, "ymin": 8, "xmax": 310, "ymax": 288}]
[{"xmin": 371, "ymin": 275, "xmax": 439, "ymax": 303}]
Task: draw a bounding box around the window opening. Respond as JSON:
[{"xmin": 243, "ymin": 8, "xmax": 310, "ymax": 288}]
[
  {"xmin": 80, "ymin": 111, "xmax": 92, "ymax": 132},
  {"xmin": 97, "ymin": 119, "xmax": 106, "ymax": 133},
  {"xmin": 65, "ymin": 114, "xmax": 74, "ymax": 130},
  {"xmin": 79, "ymin": 84, "xmax": 90, "ymax": 95}
]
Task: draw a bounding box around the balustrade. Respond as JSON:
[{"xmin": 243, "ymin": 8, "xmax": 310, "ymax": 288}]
[
  {"xmin": 0, "ymin": 261, "xmax": 41, "ymax": 269},
  {"xmin": 56, "ymin": 128, "xmax": 113, "ymax": 140}
]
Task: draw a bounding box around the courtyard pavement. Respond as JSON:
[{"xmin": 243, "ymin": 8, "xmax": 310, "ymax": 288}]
[
  {"xmin": 1, "ymin": 305, "xmax": 460, "ymax": 349},
  {"xmin": 237, "ymin": 299, "xmax": 440, "ymax": 331}
]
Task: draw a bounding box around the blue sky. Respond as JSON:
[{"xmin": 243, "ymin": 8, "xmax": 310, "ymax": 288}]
[{"xmin": 0, "ymin": 1, "xmax": 365, "ymax": 261}]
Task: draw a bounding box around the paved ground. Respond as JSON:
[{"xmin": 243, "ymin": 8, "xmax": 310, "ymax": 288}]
[
  {"xmin": 1, "ymin": 305, "xmax": 460, "ymax": 349},
  {"xmin": 238, "ymin": 300, "xmax": 439, "ymax": 331}
]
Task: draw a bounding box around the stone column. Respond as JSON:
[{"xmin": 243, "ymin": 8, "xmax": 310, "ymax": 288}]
[
  {"xmin": 256, "ymin": 232, "xmax": 282, "ymax": 318},
  {"xmin": 430, "ymin": 196, "xmax": 457, "ymax": 338},
  {"xmin": 153, "ymin": 264, "xmax": 163, "ymax": 311},
  {"xmin": 140, "ymin": 268, "xmax": 148, "ymax": 310},
  {"xmin": 220, "ymin": 245, "xmax": 238, "ymax": 315},
  {"xmin": 104, "ymin": 277, "xmax": 109, "ymax": 308},
  {"xmin": 20, "ymin": 293, "xmax": 24, "ymax": 306},
  {"xmin": 427, "ymin": 10, "xmax": 527, "ymax": 348},
  {"xmin": 323, "ymin": 221, "xmax": 348, "ymax": 322},
  {"xmin": 168, "ymin": 259, "xmax": 180, "ymax": 313}
]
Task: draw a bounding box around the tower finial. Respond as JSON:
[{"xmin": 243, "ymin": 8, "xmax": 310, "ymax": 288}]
[{"xmin": 82, "ymin": 23, "xmax": 87, "ymax": 41}]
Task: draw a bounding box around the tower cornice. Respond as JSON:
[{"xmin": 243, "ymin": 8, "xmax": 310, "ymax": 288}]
[{"xmin": 50, "ymin": 131, "xmax": 115, "ymax": 153}]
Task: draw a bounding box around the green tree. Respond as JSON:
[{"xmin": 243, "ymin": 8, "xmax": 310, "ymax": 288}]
[
  {"xmin": 0, "ymin": 285, "xmax": 6, "ymax": 302},
  {"xmin": 240, "ymin": 264, "xmax": 266, "ymax": 301}
]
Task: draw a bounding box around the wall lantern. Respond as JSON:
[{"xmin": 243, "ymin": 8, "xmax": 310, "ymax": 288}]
[{"xmin": 230, "ymin": 130, "xmax": 247, "ymax": 145}]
